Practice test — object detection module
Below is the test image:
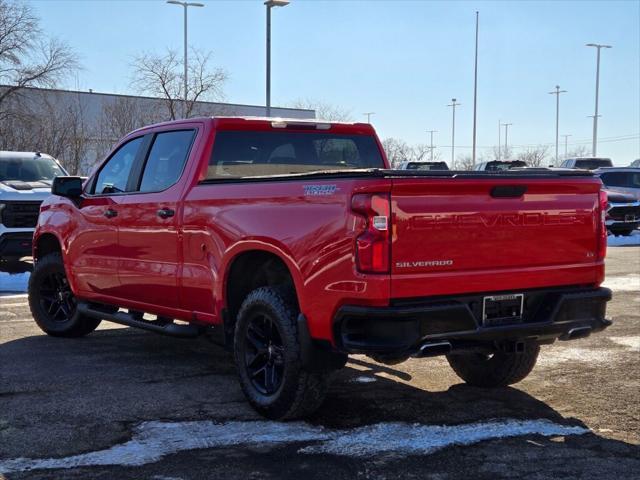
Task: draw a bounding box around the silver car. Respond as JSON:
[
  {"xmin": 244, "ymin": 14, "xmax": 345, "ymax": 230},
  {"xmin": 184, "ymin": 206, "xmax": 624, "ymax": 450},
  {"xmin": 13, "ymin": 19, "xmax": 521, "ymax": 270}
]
[{"xmin": 596, "ymin": 167, "xmax": 640, "ymax": 201}]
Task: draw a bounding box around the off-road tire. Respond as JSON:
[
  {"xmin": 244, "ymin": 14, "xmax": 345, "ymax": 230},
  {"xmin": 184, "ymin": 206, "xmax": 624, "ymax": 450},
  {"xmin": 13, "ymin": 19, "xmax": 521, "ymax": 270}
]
[
  {"xmin": 233, "ymin": 286, "xmax": 330, "ymax": 420},
  {"xmin": 446, "ymin": 343, "xmax": 540, "ymax": 387},
  {"xmin": 28, "ymin": 253, "xmax": 101, "ymax": 337}
]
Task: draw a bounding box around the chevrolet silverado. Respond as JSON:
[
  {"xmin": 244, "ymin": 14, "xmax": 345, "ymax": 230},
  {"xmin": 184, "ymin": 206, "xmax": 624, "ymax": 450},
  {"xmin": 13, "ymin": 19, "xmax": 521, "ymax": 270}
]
[{"xmin": 29, "ymin": 117, "xmax": 612, "ymax": 419}]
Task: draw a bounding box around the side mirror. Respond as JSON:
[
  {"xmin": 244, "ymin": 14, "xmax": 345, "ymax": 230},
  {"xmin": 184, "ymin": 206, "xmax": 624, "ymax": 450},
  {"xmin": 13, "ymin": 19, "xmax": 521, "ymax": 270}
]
[{"xmin": 52, "ymin": 176, "xmax": 83, "ymax": 198}]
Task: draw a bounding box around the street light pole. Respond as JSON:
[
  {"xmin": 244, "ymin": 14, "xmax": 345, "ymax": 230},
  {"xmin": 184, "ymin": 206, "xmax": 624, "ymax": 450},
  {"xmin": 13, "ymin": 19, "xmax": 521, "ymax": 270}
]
[
  {"xmin": 562, "ymin": 134, "xmax": 572, "ymax": 158},
  {"xmin": 426, "ymin": 130, "xmax": 437, "ymax": 162},
  {"xmin": 502, "ymin": 123, "xmax": 512, "ymax": 158},
  {"xmin": 363, "ymin": 112, "xmax": 375, "ymax": 123},
  {"xmin": 448, "ymin": 98, "xmax": 460, "ymax": 166},
  {"xmin": 497, "ymin": 119, "xmax": 501, "ymax": 160},
  {"xmin": 548, "ymin": 85, "xmax": 567, "ymax": 164},
  {"xmin": 586, "ymin": 43, "xmax": 612, "ymax": 156},
  {"xmin": 471, "ymin": 11, "xmax": 479, "ymax": 167},
  {"xmin": 265, "ymin": 0, "xmax": 290, "ymax": 117},
  {"xmin": 166, "ymin": 1, "xmax": 204, "ymax": 119}
]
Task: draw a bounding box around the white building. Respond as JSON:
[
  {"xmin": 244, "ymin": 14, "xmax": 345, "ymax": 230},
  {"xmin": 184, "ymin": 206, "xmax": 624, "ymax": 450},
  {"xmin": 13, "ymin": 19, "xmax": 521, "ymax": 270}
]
[{"xmin": 0, "ymin": 86, "xmax": 315, "ymax": 174}]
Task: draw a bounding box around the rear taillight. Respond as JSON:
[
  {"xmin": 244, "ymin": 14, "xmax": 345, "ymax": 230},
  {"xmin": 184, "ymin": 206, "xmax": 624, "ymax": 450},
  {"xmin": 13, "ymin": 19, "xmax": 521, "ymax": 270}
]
[
  {"xmin": 351, "ymin": 193, "xmax": 391, "ymax": 273},
  {"xmin": 597, "ymin": 189, "xmax": 608, "ymax": 260}
]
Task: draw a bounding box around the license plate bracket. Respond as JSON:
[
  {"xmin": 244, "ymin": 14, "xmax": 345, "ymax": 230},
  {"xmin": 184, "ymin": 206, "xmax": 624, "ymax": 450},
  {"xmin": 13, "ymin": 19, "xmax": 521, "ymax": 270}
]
[{"xmin": 482, "ymin": 294, "xmax": 524, "ymax": 327}]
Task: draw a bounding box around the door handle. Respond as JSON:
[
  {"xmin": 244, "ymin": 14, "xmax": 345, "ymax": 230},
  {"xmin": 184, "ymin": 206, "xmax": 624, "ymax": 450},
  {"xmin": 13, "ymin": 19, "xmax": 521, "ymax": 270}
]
[
  {"xmin": 157, "ymin": 208, "xmax": 175, "ymax": 219},
  {"xmin": 104, "ymin": 208, "xmax": 118, "ymax": 218}
]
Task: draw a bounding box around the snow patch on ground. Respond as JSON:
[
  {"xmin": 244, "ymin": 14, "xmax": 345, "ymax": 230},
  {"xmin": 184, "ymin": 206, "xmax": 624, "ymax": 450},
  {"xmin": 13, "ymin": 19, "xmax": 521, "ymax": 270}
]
[
  {"xmin": 0, "ymin": 272, "xmax": 29, "ymax": 293},
  {"xmin": 351, "ymin": 376, "xmax": 377, "ymax": 383},
  {"xmin": 0, "ymin": 419, "xmax": 589, "ymax": 474},
  {"xmin": 609, "ymin": 336, "xmax": 640, "ymax": 352},
  {"xmin": 299, "ymin": 420, "xmax": 588, "ymax": 457},
  {"xmin": 537, "ymin": 347, "xmax": 615, "ymax": 367},
  {"xmin": 538, "ymin": 337, "xmax": 639, "ymax": 367},
  {"xmin": 608, "ymin": 231, "xmax": 640, "ymax": 246},
  {"xmin": 602, "ymin": 274, "xmax": 640, "ymax": 292}
]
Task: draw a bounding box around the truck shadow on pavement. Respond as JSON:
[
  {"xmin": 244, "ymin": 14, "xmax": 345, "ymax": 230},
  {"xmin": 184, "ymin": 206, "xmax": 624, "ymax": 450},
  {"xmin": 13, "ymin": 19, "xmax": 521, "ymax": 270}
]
[{"xmin": 0, "ymin": 327, "xmax": 638, "ymax": 477}]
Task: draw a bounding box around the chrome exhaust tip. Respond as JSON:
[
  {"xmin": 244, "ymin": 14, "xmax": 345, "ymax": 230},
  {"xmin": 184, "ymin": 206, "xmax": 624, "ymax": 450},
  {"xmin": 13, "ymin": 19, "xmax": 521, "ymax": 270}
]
[{"xmin": 414, "ymin": 341, "xmax": 452, "ymax": 358}]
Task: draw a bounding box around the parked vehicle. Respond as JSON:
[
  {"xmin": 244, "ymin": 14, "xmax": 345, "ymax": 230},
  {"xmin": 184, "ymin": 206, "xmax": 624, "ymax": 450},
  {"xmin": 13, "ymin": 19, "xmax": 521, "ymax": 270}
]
[
  {"xmin": 473, "ymin": 160, "xmax": 527, "ymax": 171},
  {"xmin": 0, "ymin": 151, "xmax": 67, "ymax": 261},
  {"xmin": 596, "ymin": 167, "xmax": 640, "ymax": 201},
  {"xmin": 559, "ymin": 157, "xmax": 613, "ymax": 170},
  {"xmin": 398, "ymin": 161, "xmax": 449, "ymax": 171},
  {"xmin": 602, "ymin": 190, "xmax": 640, "ymax": 236},
  {"xmin": 29, "ymin": 117, "xmax": 612, "ymax": 419},
  {"xmin": 629, "ymin": 159, "xmax": 640, "ymax": 168}
]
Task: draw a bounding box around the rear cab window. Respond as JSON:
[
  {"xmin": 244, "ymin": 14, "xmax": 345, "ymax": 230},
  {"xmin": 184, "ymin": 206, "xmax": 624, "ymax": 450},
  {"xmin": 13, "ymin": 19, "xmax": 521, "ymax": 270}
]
[
  {"xmin": 574, "ymin": 159, "xmax": 613, "ymax": 169},
  {"xmin": 205, "ymin": 131, "xmax": 384, "ymax": 179}
]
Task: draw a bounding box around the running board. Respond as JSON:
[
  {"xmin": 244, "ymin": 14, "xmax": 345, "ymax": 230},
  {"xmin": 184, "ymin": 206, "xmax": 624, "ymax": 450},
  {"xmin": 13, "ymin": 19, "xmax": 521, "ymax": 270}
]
[{"xmin": 77, "ymin": 302, "xmax": 202, "ymax": 338}]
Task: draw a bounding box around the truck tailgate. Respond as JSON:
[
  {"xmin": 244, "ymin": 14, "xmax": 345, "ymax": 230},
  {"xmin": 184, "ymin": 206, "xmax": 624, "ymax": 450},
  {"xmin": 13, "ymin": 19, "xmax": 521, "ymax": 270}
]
[{"xmin": 390, "ymin": 177, "xmax": 603, "ymax": 298}]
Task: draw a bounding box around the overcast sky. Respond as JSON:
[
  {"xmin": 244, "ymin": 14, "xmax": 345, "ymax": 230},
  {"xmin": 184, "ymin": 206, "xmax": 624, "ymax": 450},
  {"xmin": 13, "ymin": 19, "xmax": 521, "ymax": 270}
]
[{"xmin": 33, "ymin": 0, "xmax": 640, "ymax": 164}]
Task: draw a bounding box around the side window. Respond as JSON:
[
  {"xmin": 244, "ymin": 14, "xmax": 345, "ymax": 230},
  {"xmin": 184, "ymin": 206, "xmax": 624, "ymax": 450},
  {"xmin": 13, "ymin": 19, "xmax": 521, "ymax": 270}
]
[
  {"xmin": 94, "ymin": 137, "xmax": 143, "ymax": 194},
  {"xmin": 139, "ymin": 130, "xmax": 195, "ymax": 193}
]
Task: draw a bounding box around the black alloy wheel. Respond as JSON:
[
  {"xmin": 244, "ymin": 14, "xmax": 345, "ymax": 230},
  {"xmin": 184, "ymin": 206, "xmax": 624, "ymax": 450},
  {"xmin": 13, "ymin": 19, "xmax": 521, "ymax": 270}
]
[
  {"xmin": 38, "ymin": 271, "xmax": 76, "ymax": 322},
  {"xmin": 29, "ymin": 252, "xmax": 102, "ymax": 337},
  {"xmin": 244, "ymin": 313, "xmax": 285, "ymax": 395}
]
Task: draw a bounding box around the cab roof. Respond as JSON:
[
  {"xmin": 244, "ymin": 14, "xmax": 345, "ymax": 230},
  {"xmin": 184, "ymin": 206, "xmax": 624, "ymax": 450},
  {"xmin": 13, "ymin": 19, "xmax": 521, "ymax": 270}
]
[{"xmin": 130, "ymin": 116, "xmax": 376, "ymax": 136}]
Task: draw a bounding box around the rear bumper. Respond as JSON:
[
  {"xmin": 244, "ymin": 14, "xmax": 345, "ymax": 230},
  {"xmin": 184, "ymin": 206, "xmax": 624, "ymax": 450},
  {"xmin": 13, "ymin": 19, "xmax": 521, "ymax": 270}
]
[{"xmin": 334, "ymin": 287, "xmax": 612, "ymax": 355}]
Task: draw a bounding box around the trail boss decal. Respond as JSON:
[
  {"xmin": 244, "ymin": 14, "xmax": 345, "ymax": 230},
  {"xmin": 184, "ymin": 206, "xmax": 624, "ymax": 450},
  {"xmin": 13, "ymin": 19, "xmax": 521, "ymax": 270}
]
[{"xmin": 303, "ymin": 185, "xmax": 338, "ymax": 196}]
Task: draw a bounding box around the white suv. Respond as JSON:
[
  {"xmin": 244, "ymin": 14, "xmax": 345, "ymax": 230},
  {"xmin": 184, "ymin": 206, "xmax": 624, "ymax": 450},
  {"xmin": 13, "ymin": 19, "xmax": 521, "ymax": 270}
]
[{"xmin": 0, "ymin": 151, "xmax": 67, "ymax": 261}]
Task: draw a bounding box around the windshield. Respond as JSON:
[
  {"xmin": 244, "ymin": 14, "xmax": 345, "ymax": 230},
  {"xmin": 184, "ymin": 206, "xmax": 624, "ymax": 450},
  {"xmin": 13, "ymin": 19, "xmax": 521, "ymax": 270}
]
[
  {"xmin": 575, "ymin": 159, "xmax": 612, "ymax": 169},
  {"xmin": 0, "ymin": 157, "xmax": 65, "ymax": 182},
  {"xmin": 600, "ymin": 171, "xmax": 640, "ymax": 189},
  {"xmin": 485, "ymin": 161, "xmax": 526, "ymax": 171}
]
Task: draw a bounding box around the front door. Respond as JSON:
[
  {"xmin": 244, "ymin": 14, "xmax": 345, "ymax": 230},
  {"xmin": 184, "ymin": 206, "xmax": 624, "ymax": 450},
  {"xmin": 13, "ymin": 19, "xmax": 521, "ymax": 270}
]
[{"xmin": 69, "ymin": 136, "xmax": 145, "ymax": 297}]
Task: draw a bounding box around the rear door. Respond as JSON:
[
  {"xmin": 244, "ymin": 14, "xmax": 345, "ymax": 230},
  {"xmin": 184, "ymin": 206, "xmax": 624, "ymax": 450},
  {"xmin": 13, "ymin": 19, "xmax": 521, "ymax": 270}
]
[
  {"xmin": 390, "ymin": 176, "xmax": 601, "ymax": 298},
  {"xmin": 115, "ymin": 127, "xmax": 198, "ymax": 309}
]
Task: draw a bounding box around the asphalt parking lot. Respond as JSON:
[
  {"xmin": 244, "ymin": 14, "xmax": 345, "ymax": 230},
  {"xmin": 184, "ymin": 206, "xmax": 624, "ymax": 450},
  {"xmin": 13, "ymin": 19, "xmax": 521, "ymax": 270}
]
[{"xmin": 1, "ymin": 245, "xmax": 639, "ymax": 480}]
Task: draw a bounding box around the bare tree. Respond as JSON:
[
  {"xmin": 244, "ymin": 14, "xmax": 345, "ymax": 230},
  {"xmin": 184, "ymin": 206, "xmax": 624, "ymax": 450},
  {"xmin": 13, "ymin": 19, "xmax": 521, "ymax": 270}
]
[
  {"xmin": 456, "ymin": 154, "xmax": 475, "ymax": 171},
  {"xmin": 0, "ymin": 0, "xmax": 78, "ymax": 118},
  {"xmin": 288, "ymin": 98, "xmax": 353, "ymax": 121},
  {"xmin": 486, "ymin": 145, "xmax": 514, "ymax": 161},
  {"xmin": 100, "ymin": 96, "xmax": 159, "ymax": 143},
  {"xmin": 381, "ymin": 137, "xmax": 412, "ymax": 167},
  {"xmin": 565, "ymin": 145, "xmax": 591, "ymax": 159},
  {"xmin": 382, "ymin": 137, "xmax": 445, "ymax": 168},
  {"xmin": 516, "ymin": 145, "xmax": 549, "ymax": 167},
  {"xmin": 131, "ymin": 48, "xmax": 227, "ymax": 120},
  {"xmin": 0, "ymin": 89, "xmax": 90, "ymax": 174}
]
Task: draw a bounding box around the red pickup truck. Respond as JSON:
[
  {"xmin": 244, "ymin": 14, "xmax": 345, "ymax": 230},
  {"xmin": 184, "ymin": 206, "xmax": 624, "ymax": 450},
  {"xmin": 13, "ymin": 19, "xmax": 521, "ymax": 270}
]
[{"xmin": 29, "ymin": 117, "xmax": 611, "ymax": 419}]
